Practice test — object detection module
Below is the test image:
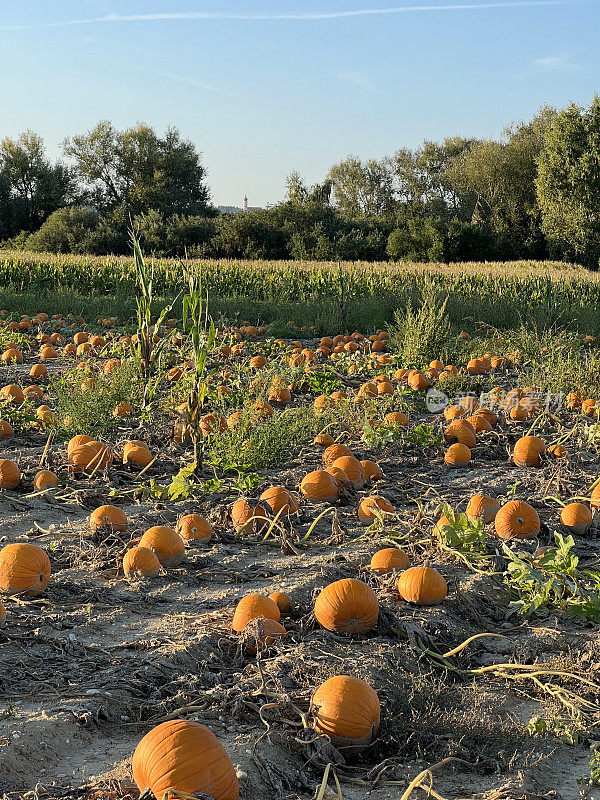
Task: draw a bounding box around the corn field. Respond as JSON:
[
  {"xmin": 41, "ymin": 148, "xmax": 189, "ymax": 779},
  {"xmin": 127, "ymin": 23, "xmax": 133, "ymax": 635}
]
[{"xmin": 2, "ymin": 250, "xmax": 599, "ymax": 334}]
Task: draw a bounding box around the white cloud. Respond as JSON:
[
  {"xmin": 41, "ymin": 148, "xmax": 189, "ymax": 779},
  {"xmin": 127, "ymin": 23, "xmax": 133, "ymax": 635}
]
[
  {"xmin": 515, "ymin": 51, "xmax": 581, "ymax": 77},
  {"xmin": 337, "ymin": 71, "xmax": 373, "ymax": 90},
  {"xmin": 0, "ymin": 2, "xmax": 565, "ymax": 31}
]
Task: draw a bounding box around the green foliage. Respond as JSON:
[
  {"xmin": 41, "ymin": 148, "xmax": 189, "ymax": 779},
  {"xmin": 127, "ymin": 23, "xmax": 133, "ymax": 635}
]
[
  {"xmin": 537, "ymin": 96, "xmax": 600, "ymax": 267},
  {"xmin": 387, "ymin": 218, "xmax": 445, "ymax": 262},
  {"xmin": 434, "ymin": 503, "xmax": 487, "ymax": 554},
  {"xmin": 142, "ymin": 462, "xmax": 222, "ymax": 501},
  {"xmin": 589, "ymin": 750, "xmax": 600, "ymax": 786},
  {"xmin": 52, "ymin": 361, "xmax": 142, "ymax": 438},
  {"xmin": 388, "ymin": 279, "xmax": 452, "ymax": 365},
  {"xmin": 25, "ymin": 207, "xmax": 101, "ymax": 254},
  {"xmin": 504, "ymin": 533, "xmax": 600, "ymax": 621},
  {"xmin": 207, "ymin": 406, "xmax": 325, "ymax": 472}
]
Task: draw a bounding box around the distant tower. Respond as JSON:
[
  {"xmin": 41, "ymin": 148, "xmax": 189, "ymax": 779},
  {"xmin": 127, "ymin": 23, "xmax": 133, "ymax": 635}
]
[{"xmin": 243, "ymin": 195, "xmax": 248, "ymax": 212}]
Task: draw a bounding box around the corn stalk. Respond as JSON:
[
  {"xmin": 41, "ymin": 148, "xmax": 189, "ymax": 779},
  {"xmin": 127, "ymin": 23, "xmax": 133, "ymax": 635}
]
[
  {"xmin": 131, "ymin": 232, "xmax": 178, "ymax": 408},
  {"xmin": 182, "ymin": 266, "xmax": 216, "ymax": 476}
]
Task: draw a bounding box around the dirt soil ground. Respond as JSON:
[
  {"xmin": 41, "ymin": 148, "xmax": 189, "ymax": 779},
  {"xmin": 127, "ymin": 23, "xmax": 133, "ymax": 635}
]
[{"xmin": 2, "ymin": 354, "xmax": 600, "ymax": 800}]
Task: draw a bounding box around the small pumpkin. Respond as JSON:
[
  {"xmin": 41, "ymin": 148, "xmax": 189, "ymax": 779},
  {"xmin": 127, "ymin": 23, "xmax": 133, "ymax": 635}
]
[
  {"xmin": 90, "ymin": 504, "xmax": 127, "ymax": 533},
  {"xmin": 360, "ymin": 460, "xmax": 383, "ymax": 481},
  {"xmin": 33, "ymin": 470, "xmax": 59, "ymax": 491},
  {"xmin": 132, "ymin": 719, "xmax": 239, "ymax": 800},
  {"xmin": 314, "ymin": 578, "xmax": 378, "ymax": 635},
  {"xmin": 259, "ymin": 485, "xmax": 298, "ymax": 515},
  {"xmin": 465, "ymin": 494, "xmax": 500, "ymax": 524},
  {"xmin": 444, "ymin": 443, "xmax": 471, "ymax": 467},
  {"xmin": 397, "ymin": 561, "xmax": 447, "ymax": 606},
  {"xmin": 177, "ymin": 513, "xmax": 212, "ymax": 541},
  {"xmin": 231, "ymin": 498, "xmax": 267, "ymax": 534},
  {"xmin": 357, "ymin": 495, "xmax": 394, "ymax": 525},
  {"xmin": 123, "ymin": 546, "xmax": 161, "ymax": 579},
  {"xmin": 139, "ymin": 526, "xmax": 185, "ymax": 567},
  {"xmin": 311, "ymin": 675, "xmax": 380, "ymax": 746},
  {"xmin": 232, "ymin": 593, "xmax": 280, "ymax": 632},
  {"xmin": 242, "ymin": 616, "xmax": 287, "ymax": 653},
  {"xmin": 268, "ymin": 591, "xmax": 292, "ymax": 615},
  {"xmin": 494, "ymin": 500, "xmax": 540, "ymax": 539},
  {"xmin": 0, "ymin": 543, "xmax": 51, "ymax": 596},
  {"xmin": 560, "ymin": 502, "xmax": 592, "ymax": 535},
  {"xmin": 123, "ymin": 441, "xmax": 153, "ymax": 468},
  {"xmin": 369, "ymin": 547, "xmax": 409, "ymax": 574}
]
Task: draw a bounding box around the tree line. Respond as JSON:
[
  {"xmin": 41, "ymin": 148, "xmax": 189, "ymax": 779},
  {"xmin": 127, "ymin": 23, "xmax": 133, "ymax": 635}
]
[{"xmin": 2, "ymin": 97, "xmax": 600, "ymax": 265}]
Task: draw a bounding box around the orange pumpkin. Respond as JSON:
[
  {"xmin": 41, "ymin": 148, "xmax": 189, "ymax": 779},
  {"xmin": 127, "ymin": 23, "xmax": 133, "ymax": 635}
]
[
  {"xmin": 385, "ymin": 411, "xmax": 408, "ymax": 428},
  {"xmin": 139, "ymin": 526, "xmax": 185, "ymax": 567},
  {"xmin": 314, "ymin": 433, "xmax": 335, "ymax": 448},
  {"xmin": 357, "ymin": 495, "xmax": 394, "ymax": 525},
  {"xmin": 314, "ymin": 578, "xmax": 378, "ymax": 635},
  {"xmin": 494, "ymin": 500, "xmax": 540, "ymax": 539},
  {"xmin": 360, "ymin": 460, "xmax": 383, "ymax": 482},
  {"xmin": 231, "ymin": 593, "xmax": 280, "ymax": 632},
  {"xmin": 369, "ymin": 548, "xmax": 410, "ymax": 574},
  {"xmin": 177, "ymin": 514, "xmax": 212, "ymax": 541},
  {"xmin": 300, "ymin": 470, "xmax": 339, "ymax": 503},
  {"xmin": 90, "ymin": 504, "xmax": 127, "ymax": 533},
  {"xmin": 123, "ymin": 441, "xmax": 153, "ymax": 468},
  {"xmin": 560, "ymin": 502, "xmax": 592, "ymax": 535},
  {"xmin": 444, "ymin": 443, "xmax": 471, "ymax": 467},
  {"xmin": 311, "ymin": 675, "xmax": 380, "ymax": 745},
  {"xmin": 242, "ymin": 616, "xmax": 287, "ymax": 653},
  {"xmin": 513, "ymin": 436, "xmax": 546, "ymax": 467},
  {"xmin": 259, "ymin": 485, "xmax": 298, "ymax": 515},
  {"xmin": 123, "ymin": 546, "xmax": 161, "ymax": 579},
  {"xmin": 33, "ymin": 470, "xmax": 59, "ymax": 491},
  {"xmin": 591, "ymin": 484, "xmax": 600, "ymax": 512},
  {"xmin": 0, "ymin": 459, "xmax": 21, "ymax": 490},
  {"xmin": 231, "ymin": 498, "xmax": 267, "ymax": 534},
  {"xmin": 0, "ymin": 543, "xmax": 51, "ymax": 596},
  {"xmin": 331, "ymin": 456, "xmax": 365, "ymax": 489},
  {"xmin": 444, "ymin": 420, "xmax": 476, "ymax": 449},
  {"xmin": 132, "ymin": 719, "xmax": 239, "ymax": 800},
  {"xmin": 268, "ymin": 591, "xmax": 292, "ymax": 615},
  {"xmin": 322, "ymin": 443, "xmax": 352, "ymax": 468},
  {"xmin": 465, "ymin": 494, "xmax": 500, "ymax": 524},
  {"xmin": 397, "ymin": 562, "xmax": 447, "ymax": 605}
]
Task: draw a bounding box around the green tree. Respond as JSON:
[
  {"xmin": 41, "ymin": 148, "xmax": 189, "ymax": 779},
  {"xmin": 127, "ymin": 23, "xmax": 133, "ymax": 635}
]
[
  {"xmin": 0, "ymin": 130, "xmax": 73, "ymax": 233},
  {"xmin": 328, "ymin": 156, "xmax": 395, "ymax": 218},
  {"xmin": 64, "ymin": 121, "xmax": 212, "ymax": 218},
  {"xmin": 536, "ymin": 96, "xmax": 600, "ymax": 267}
]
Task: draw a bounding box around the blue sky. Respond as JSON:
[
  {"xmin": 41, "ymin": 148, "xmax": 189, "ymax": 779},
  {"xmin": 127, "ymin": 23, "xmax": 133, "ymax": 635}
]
[{"xmin": 1, "ymin": 1, "xmax": 598, "ymax": 207}]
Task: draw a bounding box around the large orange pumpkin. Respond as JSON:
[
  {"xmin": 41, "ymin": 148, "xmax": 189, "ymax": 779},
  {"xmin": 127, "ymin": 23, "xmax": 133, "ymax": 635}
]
[
  {"xmin": 123, "ymin": 546, "xmax": 161, "ymax": 579},
  {"xmin": 132, "ymin": 719, "xmax": 239, "ymax": 800},
  {"xmin": 139, "ymin": 526, "xmax": 185, "ymax": 567},
  {"xmin": 259, "ymin": 485, "xmax": 298, "ymax": 515},
  {"xmin": 300, "ymin": 470, "xmax": 339, "ymax": 503},
  {"xmin": 357, "ymin": 495, "xmax": 394, "ymax": 525},
  {"xmin": 0, "ymin": 459, "xmax": 21, "ymax": 490},
  {"xmin": 177, "ymin": 514, "xmax": 212, "ymax": 541},
  {"xmin": 314, "ymin": 578, "xmax": 378, "ymax": 635},
  {"xmin": 0, "ymin": 543, "xmax": 51, "ymax": 596},
  {"xmin": 311, "ymin": 675, "xmax": 380, "ymax": 745},
  {"xmin": 230, "ymin": 498, "xmax": 267, "ymax": 534},
  {"xmin": 465, "ymin": 494, "xmax": 500, "ymax": 524},
  {"xmin": 561, "ymin": 502, "xmax": 592, "ymax": 535},
  {"xmin": 513, "ymin": 436, "xmax": 546, "ymax": 467},
  {"xmin": 494, "ymin": 500, "xmax": 540, "ymax": 539}
]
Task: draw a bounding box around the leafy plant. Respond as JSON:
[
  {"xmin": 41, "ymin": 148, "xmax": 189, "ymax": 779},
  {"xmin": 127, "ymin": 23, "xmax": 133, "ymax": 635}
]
[
  {"xmin": 504, "ymin": 533, "xmax": 600, "ymax": 620},
  {"xmin": 434, "ymin": 503, "xmax": 487, "ymax": 555}
]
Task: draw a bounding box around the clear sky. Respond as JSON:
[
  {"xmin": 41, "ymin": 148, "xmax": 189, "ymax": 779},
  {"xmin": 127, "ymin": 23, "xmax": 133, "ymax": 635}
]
[{"xmin": 1, "ymin": 1, "xmax": 598, "ymax": 207}]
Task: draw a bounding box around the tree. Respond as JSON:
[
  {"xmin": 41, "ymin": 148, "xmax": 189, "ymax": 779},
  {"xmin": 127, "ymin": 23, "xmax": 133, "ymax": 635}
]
[
  {"xmin": 64, "ymin": 121, "xmax": 212, "ymax": 218},
  {"xmin": 328, "ymin": 156, "xmax": 395, "ymax": 218},
  {"xmin": 0, "ymin": 130, "xmax": 74, "ymax": 233},
  {"xmin": 536, "ymin": 96, "xmax": 600, "ymax": 267}
]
